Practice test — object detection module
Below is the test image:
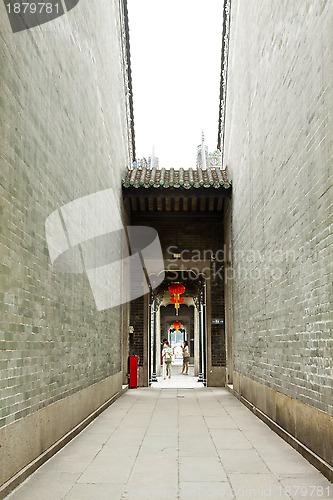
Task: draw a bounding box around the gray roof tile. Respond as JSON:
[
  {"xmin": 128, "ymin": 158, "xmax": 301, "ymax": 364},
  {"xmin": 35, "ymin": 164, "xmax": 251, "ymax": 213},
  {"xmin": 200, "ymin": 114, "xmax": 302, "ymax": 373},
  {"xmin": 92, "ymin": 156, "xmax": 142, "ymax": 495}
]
[{"xmin": 122, "ymin": 167, "xmax": 231, "ymax": 190}]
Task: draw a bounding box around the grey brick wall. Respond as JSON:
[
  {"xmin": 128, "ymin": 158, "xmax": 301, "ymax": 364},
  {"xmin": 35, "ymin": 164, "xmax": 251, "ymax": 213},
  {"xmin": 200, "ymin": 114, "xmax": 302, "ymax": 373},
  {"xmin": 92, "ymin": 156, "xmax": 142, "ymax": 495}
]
[
  {"xmin": 210, "ymin": 262, "xmax": 225, "ymax": 367},
  {"xmin": 129, "ymin": 296, "xmax": 145, "ymax": 365},
  {"xmin": 224, "ymin": 0, "xmax": 333, "ymax": 414},
  {"xmin": 0, "ymin": 0, "xmax": 130, "ymax": 428}
]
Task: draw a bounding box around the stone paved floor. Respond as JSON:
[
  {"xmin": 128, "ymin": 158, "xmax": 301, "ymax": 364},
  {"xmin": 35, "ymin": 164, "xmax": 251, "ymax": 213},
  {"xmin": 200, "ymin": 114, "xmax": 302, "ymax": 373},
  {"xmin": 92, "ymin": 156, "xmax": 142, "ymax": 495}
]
[{"xmin": 6, "ymin": 388, "xmax": 332, "ymax": 500}]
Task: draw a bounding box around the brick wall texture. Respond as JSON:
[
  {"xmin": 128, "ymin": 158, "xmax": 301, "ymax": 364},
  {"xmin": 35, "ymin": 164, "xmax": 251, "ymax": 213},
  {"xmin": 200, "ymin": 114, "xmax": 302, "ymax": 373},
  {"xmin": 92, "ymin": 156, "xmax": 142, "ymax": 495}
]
[
  {"xmin": 224, "ymin": 0, "xmax": 333, "ymax": 414},
  {"xmin": 210, "ymin": 263, "xmax": 225, "ymax": 367},
  {"xmin": 0, "ymin": 0, "xmax": 130, "ymax": 428},
  {"xmin": 129, "ymin": 296, "xmax": 145, "ymax": 365}
]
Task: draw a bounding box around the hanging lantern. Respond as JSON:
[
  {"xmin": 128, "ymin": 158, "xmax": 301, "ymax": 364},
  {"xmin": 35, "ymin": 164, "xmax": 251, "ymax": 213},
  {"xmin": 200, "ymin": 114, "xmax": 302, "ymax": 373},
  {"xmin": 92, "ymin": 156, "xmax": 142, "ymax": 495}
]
[
  {"xmin": 168, "ymin": 283, "xmax": 185, "ymax": 315},
  {"xmin": 168, "ymin": 284, "xmax": 185, "ymax": 295},
  {"xmin": 170, "ymin": 296, "xmax": 184, "ymax": 304},
  {"xmin": 170, "ymin": 295, "xmax": 184, "ymax": 313},
  {"xmin": 173, "ymin": 321, "xmax": 181, "ymax": 331}
]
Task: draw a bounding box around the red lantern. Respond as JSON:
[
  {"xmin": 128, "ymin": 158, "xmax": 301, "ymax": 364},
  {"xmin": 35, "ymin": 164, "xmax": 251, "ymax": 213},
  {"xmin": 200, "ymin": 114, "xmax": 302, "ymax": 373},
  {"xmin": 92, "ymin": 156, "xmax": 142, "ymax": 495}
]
[
  {"xmin": 170, "ymin": 296, "xmax": 184, "ymax": 304},
  {"xmin": 173, "ymin": 321, "xmax": 181, "ymax": 331},
  {"xmin": 168, "ymin": 283, "xmax": 185, "ymax": 315},
  {"xmin": 168, "ymin": 284, "xmax": 185, "ymax": 295}
]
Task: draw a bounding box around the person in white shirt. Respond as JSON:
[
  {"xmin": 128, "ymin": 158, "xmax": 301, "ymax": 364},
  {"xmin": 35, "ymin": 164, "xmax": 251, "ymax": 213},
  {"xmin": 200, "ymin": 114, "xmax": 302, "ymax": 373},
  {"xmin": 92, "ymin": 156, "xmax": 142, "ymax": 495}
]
[{"xmin": 162, "ymin": 341, "xmax": 172, "ymax": 379}]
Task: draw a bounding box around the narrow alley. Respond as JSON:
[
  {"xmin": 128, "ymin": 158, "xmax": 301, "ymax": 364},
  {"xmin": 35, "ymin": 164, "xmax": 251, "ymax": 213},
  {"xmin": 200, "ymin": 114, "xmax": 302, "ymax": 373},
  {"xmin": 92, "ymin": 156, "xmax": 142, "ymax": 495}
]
[{"xmin": 1, "ymin": 0, "xmax": 332, "ymax": 497}]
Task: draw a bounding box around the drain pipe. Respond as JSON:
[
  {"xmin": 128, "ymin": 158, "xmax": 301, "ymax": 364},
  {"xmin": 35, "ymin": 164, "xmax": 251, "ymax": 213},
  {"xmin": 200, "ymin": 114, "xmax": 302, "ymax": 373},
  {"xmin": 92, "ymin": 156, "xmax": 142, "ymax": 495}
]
[
  {"xmin": 151, "ymin": 298, "xmax": 158, "ymax": 382},
  {"xmin": 198, "ymin": 300, "xmax": 203, "ymax": 383},
  {"xmin": 148, "ymin": 294, "xmax": 152, "ymax": 386},
  {"xmin": 202, "ymin": 282, "xmax": 207, "ymax": 386}
]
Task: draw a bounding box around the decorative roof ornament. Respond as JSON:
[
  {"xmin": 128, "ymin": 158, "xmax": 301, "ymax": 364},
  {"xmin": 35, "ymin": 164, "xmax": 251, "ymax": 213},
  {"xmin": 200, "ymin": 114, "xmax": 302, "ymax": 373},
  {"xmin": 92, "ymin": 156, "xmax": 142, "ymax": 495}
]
[{"xmin": 209, "ymin": 150, "xmax": 222, "ymax": 168}]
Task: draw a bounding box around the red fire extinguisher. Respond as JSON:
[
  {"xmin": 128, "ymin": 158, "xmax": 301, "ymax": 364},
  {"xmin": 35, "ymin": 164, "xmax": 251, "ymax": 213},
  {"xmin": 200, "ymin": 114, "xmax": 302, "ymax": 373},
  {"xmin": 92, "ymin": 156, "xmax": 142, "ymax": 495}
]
[{"xmin": 129, "ymin": 356, "xmax": 138, "ymax": 388}]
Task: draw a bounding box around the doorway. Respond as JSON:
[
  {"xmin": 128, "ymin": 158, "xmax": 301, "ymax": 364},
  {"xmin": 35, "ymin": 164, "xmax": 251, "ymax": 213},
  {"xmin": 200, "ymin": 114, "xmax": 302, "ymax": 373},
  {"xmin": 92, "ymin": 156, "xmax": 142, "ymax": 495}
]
[
  {"xmin": 154, "ymin": 309, "xmax": 204, "ymax": 388},
  {"xmin": 149, "ymin": 271, "xmax": 207, "ymax": 389}
]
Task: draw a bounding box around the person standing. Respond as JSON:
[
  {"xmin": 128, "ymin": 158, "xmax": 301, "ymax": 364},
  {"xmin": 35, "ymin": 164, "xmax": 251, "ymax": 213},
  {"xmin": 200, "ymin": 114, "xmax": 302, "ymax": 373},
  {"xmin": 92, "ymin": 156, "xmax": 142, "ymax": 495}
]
[
  {"xmin": 161, "ymin": 338, "xmax": 167, "ymax": 366},
  {"xmin": 181, "ymin": 340, "xmax": 190, "ymax": 374},
  {"xmin": 161, "ymin": 340, "xmax": 168, "ymax": 379},
  {"xmin": 162, "ymin": 341, "xmax": 172, "ymax": 379}
]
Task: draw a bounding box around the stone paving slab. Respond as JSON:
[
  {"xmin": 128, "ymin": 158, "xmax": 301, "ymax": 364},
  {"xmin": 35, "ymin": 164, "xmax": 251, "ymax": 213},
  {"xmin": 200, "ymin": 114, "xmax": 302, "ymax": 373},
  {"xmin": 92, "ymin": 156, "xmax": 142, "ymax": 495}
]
[
  {"xmin": 217, "ymin": 449, "xmax": 270, "ymax": 474},
  {"xmin": 64, "ymin": 484, "xmax": 125, "ymax": 500},
  {"xmin": 6, "ymin": 388, "xmax": 333, "ymax": 500},
  {"xmin": 179, "ymin": 456, "xmax": 228, "ymax": 482},
  {"xmin": 179, "ymin": 481, "xmax": 234, "ymax": 499},
  {"xmin": 228, "ymin": 473, "xmax": 286, "ymax": 500}
]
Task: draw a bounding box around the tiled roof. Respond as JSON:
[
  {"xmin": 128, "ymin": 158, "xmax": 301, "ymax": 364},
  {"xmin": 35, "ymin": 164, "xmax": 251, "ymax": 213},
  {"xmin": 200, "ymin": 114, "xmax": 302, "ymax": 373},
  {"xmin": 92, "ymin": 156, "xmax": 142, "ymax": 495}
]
[{"xmin": 122, "ymin": 167, "xmax": 231, "ymax": 190}]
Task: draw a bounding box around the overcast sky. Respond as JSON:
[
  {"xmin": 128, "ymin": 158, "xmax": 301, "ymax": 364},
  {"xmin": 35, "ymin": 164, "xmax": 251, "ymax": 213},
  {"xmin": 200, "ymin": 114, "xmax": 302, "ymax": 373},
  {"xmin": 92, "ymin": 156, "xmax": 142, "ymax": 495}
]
[{"xmin": 127, "ymin": 0, "xmax": 223, "ymax": 169}]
